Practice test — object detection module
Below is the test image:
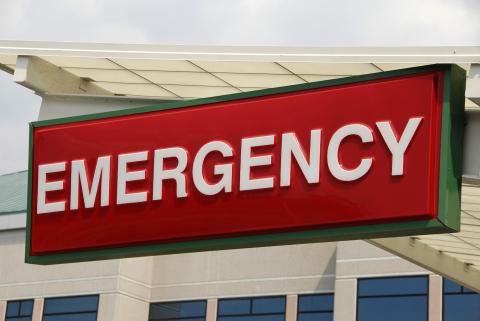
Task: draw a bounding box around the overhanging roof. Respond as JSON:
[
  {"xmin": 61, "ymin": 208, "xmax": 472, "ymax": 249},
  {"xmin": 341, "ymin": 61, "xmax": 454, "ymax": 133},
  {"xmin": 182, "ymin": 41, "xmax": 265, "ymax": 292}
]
[
  {"xmin": 0, "ymin": 41, "xmax": 480, "ymax": 291},
  {"xmin": 0, "ymin": 41, "xmax": 478, "ymax": 105}
]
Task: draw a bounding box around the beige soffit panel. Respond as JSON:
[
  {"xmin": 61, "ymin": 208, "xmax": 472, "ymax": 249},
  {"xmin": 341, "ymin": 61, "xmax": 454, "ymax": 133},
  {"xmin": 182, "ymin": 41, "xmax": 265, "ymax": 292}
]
[
  {"xmin": 213, "ymin": 73, "xmax": 305, "ymax": 88},
  {"xmin": 64, "ymin": 68, "xmax": 147, "ymax": 84},
  {"xmin": 192, "ymin": 61, "xmax": 290, "ymax": 74},
  {"xmin": 112, "ymin": 58, "xmax": 202, "ymax": 72},
  {"xmin": 162, "ymin": 84, "xmax": 240, "ymax": 98},
  {"xmin": 94, "ymin": 82, "xmax": 177, "ymax": 98},
  {"xmin": 279, "ymin": 62, "xmax": 379, "ymax": 75},
  {"xmin": 136, "ymin": 70, "xmax": 228, "ymax": 87},
  {"xmin": 41, "ymin": 57, "xmax": 121, "ymax": 69}
]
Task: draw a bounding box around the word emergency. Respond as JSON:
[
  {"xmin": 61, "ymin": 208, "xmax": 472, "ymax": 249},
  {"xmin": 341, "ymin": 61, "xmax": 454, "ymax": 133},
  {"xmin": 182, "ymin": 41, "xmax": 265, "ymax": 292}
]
[{"xmin": 37, "ymin": 117, "xmax": 422, "ymax": 214}]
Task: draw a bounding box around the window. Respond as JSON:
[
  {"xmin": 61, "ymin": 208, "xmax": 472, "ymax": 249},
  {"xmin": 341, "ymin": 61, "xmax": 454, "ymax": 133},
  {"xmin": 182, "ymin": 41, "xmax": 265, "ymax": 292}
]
[
  {"xmin": 218, "ymin": 296, "xmax": 286, "ymax": 321},
  {"xmin": 6, "ymin": 300, "xmax": 34, "ymax": 321},
  {"xmin": 443, "ymin": 278, "xmax": 480, "ymax": 321},
  {"xmin": 357, "ymin": 276, "xmax": 428, "ymax": 321},
  {"xmin": 149, "ymin": 300, "xmax": 207, "ymax": 321},
  {"xmin": 42, "ymin": 295, "xmax": 99, "ymax": 321},
  {"xmin": 298, "ymin": 294, "xmax": 334, "ymax": 321}
]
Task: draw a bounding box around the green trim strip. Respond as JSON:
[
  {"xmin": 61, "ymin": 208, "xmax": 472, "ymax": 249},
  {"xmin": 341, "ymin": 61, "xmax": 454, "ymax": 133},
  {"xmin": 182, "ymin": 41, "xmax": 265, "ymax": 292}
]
[
  {"xmin": 26, "ymin": 123, "xmax": 33, "ymax": 264},
  {"xmin": 28, "ymin": 219, "xmax": 449, "ymax": 265},
  {"xmin": 436, "ymin": 65, "xmax": 465, "ymax": 231},
  {"xmin": 25, "ymin": 64, "xmax": 465, "ymax": 265}
]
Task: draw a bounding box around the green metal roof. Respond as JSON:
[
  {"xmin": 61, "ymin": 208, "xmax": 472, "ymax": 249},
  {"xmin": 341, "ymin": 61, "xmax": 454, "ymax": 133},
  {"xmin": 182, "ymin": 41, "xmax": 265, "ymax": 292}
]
[{"xmin": 0, "ymin": 170, "xmax": 27, "ymax": 214}]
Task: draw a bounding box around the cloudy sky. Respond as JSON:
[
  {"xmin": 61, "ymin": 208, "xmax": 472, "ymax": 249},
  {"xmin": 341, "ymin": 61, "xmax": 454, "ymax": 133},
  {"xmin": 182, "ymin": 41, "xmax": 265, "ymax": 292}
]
[{"xmin": 0, "ymin": 0, "xmax": 479, "ymax": 174}]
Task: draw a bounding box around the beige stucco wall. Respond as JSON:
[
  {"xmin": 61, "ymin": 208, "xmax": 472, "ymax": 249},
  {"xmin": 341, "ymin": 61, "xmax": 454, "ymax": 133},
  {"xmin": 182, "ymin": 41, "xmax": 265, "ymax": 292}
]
[
  {"xmin": 0, "ymin": 230, "xmax": 119, "ymax": 300},
  {"xmin": 0, "ymin": 229, "xmax": 437, "ymax": 321},
  {"xmin": 150, "ymin": 242, "xmax": 337, "ymax": 301}
]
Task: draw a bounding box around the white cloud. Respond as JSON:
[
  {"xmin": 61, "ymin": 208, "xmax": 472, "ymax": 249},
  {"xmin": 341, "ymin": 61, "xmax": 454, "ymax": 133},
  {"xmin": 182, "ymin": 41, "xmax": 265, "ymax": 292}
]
[
  {"xmin": 0, "ymin": 0, "xmax": 478, "ymax": 45},
  {"xmin": 0, "ymin": 0, "xmax": 478, "ymax": 173}
]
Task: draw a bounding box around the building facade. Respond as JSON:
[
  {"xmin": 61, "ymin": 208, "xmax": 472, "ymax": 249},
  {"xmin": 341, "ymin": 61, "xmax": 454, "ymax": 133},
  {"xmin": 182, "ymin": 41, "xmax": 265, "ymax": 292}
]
[
  {"xmin": 0, "ymin": 43, "xmax": 479, "ymax": 321},
  {"xmin": 1, "ymin": 220, "xmax": 479, "ymax": 321}
]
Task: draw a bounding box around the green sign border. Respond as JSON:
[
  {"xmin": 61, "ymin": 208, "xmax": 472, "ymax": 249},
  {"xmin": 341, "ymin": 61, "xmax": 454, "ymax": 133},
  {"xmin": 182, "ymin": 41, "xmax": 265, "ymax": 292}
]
[{"xmin": 25, "ymin": 64, "xmax": 465, "ymax": 265}]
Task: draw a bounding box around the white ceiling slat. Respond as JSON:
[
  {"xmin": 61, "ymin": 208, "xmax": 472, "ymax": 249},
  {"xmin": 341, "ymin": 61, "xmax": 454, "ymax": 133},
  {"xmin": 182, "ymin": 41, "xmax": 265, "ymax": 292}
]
[
  {"xmin": 418, "ymin": 238, "xmax": 468, "ymax": 246},
  {"xmin": 192, "ymin": 61, "xmax": 289, "ymax": 74},
  {"xmin": 443, "ymin": 253, "xmax": 480, "ymax": 262},
  {"xmin": 64, "ymin": 68, "xmax": 148, "ymax": 84},
  {"xmin": 42, "ymin": 57, "xmax": 121, "ymax": 69},
  {"xmin": 112, "ymin": 58, "xmax": 202, "ymax": 72},
  {"xmin": 432, "ymin": 247, "xmax": 480, "ymax": 256},
  {"xmin": 457, "ymin": 236, "xmax": 480, "ymax": 246},
  {"xmin": 463, "ymin": 196, "xmax": 480, "ymax": 204},
  {"xmin": 162, "ymin": 85, "xmax": 240, "ymax": 98},
  {"xmin": 374, "ymin": 63, "xmax": 427, "ymax": 71},
  {"xmin": 238, "ymin": 87, "xmax": 267, "ymax": 92},
  {"xmin": 457, "ymin": 231, "xmax": 480, "ymax": 239},
  {"xmin": 460, "ymin": 225, "xmax": 480, "ymax": 233},
  {"xmin": 136, "ymin": 70, "xmax": 229, "ymax": 87},
  {"xmin": 299, "ymin": 75, "xmax": 344, "ymax": 82},
  {"xmin": 462, "ymin": 185, "xmax": 480, "ymax": 195},
  {"xmin": 464, "ymin": 211, "xmax": 480, "ymax": 220},
  {"xmin": 460, "ymin": 202, "xmax": 480, "ymax": 212},
  {"xmin": 214, "ymin": 73, "xmax": 304, "ymax": 88},
  {"xmin": 417, "ymin": 239, "xmax": 478, "ymax": 249},
  {"xmin": 463, "ymin": 191, "xmax": 480, "ymax": 199},
  {"xmin": 417, "ymin": 234, "xmax": 460, "ymax": 242},
  {"xmin": 279, "ymin": 62, "xmax": 379, "ymax": 75},
  {"xmin": 94, "ymin": 82, "xmax": 177, "ymax": 98},
  {"xmin": 462, "ymin": 218, "xmax": 480, "ymax": 226}
]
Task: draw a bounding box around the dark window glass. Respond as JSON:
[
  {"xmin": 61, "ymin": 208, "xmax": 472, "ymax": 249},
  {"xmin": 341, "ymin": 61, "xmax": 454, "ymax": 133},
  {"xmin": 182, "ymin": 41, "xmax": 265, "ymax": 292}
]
[
  {"xmin": 19, "ymin": 301, "xmax": 34, "ymax": 317},
  {"xmin": 357, "ymin": 276, "xmax": 428, "ymax": 321},
  {"xmin": 218, "ymin": 296, "xmax": 285, "ymax": 321},
  {"xmin": 358, "ymin": 276, "xmax": 428, "ymax": 297},
  {"xmin": 43, "ymin": 313, "xmax": 97, "ymax": 321},
  {"xmin": 443, "ymin": 278, "xmax": 463, "ymax": 294},
  {"xmin": 149, "ymin": 300, "xmax": 207, "ymax": 321},
  {"xmin": 42, "ymin": 295, "xmax": 98, "ymax": 321},
  {"xmin": 6, "ymin": 302, "xmax": 20, "ymax": 317},
  {"xmin": 219, "ymin": 315, "xmax": 284, "ymax": 321},
  {"xmin": 6, "ymin": 300, "xmax": 34, "ymax": 321},
  {"xmin": 443, "ymin": 278, "xmax": 480, "ymax": 321},
  {"xmin": 252, "ymin": 297, "xmax": 285, "ymax": 314},
  {"xmin": 298, "ymin": 294, "xmax": 334, "ymax": 321},
  {"xmin": 218, "ymin": 299, "xmax": 250, "ymax": 316}
]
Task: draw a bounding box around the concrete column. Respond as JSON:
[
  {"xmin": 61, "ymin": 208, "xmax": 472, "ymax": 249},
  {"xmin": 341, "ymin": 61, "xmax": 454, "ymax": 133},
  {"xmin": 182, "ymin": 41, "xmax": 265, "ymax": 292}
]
[
  {"xmin": 333, "ymin": 279, "xmax": 357, "ymax": 321},
  {"xmin": 32, "ymin": 298, "xmax": 44, "ymax": 321},
  {"xmin": 97, "ymin": 294, "xmax": 116, "ymax": 321},
  {"xmin": 97, "ymin": 293, "xmax": 148, "ymax": 321},
  {"xmin": 429, "ymin": 275, "xmax": 443, "ymax": 321},
  {"xmin": 206, "ymin": 299, "xmax": 218, "ymax": 321},
  {"xmin": 0, "ymin": 300, "xmax": 6, "ymax": 321},
  {"xmin": 286, "ymin": 295, "xmax": 298, "ymax": 321}
]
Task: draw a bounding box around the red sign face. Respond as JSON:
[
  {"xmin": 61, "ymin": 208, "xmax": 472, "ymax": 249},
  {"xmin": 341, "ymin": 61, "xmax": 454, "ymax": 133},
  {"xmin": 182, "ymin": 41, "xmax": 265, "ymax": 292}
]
[{"xmin": 26, "ymin": 65, "xmax": 464, "ymax": 264}]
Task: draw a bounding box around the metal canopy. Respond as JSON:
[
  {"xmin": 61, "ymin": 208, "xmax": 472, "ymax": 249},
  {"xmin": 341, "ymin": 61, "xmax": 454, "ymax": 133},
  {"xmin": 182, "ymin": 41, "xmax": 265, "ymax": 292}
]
[
  {"xmin": 0, "ymin": 41, "xmax": 478, "ymax": 102},
  {"xmin": 0, "ymin": 41, "xmax": 480, "ymax": 291},
  {"xmin": 0, "ymin": 53, "xmax": 433, "ymax": 99}
]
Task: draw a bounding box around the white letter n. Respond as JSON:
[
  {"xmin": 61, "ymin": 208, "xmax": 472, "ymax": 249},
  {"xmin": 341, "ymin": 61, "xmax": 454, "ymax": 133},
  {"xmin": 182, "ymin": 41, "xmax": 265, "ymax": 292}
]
[{"xmin": 280, "ymin": 130, "xmax": 321, "ymax": 187}]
